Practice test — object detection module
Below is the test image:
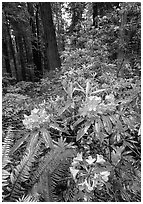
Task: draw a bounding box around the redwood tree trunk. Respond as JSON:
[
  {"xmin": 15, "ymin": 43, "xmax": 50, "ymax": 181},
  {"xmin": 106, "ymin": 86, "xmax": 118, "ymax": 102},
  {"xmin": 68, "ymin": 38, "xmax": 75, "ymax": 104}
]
[
  {"xmin": 117, "ymin": 8, "xmax": 127, "ymax": 77},
  {"xmin": 2, "ymin": 38, "xmax": 11, "ymax": 76},
  {"xmin": 27, "ymin": 2, "xmax": 42, "ymax": 77},
  {"xmin": 23, "ymin": 36, "xmax": 35, "ymax": 81},
  {"xmin": 15, "ymin": 35, "xmax": 26, "ymax": 81},
  {"xmin": 93, "ymin": 3, "xmax": 98, "ymax": 27},
  {"xmin": 5, "ymin": 14, "xmax": 18, "ymax": 80},
  {"xmin": 39, "ymin": 2, "xmax": 61, "ymax": 72}
]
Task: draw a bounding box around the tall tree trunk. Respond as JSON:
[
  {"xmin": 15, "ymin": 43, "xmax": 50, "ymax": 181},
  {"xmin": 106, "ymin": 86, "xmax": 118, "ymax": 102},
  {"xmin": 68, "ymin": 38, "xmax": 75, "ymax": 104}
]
[
  {"xmin": 39, "ymin": 2, "xmax": 61, "ymax": 72},
  {"xmin": 35, "ymin": 3, "xmax": 43, "ymax": 75},
  {"xmin": 5, "ymin": 13, "xmax": 18, "ymax": 80},
  {"xmin": 15, "ymin": 35, "xmax": 26, "ymax": 81},
  {"xmin": 23, "ymin": 36, "xmax": 35, "ymax": 81},
  {"xmin": 2, "ymin": 38, "xmax": 11, "ymax": 76},
  {"xmin": 55, "ymin": 3, "xmax": 65, "ymax": 52},
  {"xmin": 92, "ymin": 3, "xmax": 98, "ymax": 27},
  {"xmin": 117, "ymin": 8, "xmax": 127, "ymax": 77},
  {"xmin": 27, "ymin": 2, "xmax": 42, "ymax": 77}
]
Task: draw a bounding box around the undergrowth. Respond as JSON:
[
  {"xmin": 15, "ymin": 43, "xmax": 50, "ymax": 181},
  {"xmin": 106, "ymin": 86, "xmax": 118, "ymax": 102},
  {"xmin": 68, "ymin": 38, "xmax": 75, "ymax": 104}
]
[{"xmin": 2, "ymin": 70, "xmax": 141, "ymax": 202}]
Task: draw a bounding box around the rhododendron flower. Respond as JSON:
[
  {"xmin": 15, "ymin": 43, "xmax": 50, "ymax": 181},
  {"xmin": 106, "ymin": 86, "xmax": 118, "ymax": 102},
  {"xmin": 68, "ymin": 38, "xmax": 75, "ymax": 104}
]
[
  {"xmin": 69, "ymin": 167, "xmax": 79, "ymax": 180},
  {"xmin": 78, "ymin": 179, "xmax": 94, "ymax": 192},
  {"xmin": 71, "ymin": 152, "xmax": 83, "ymax": 167},
  {"xmin": 100, "ymin": 171, "xmax": 110, "ymax": 182},
  {"xmin": 96, "ymin": 154, "xmax": 106, "ymax": 164},
  {"xmin": 85, "ymin": 156, "xmax": 96, "ymax": 165},
  {"xmin": 74, "ymin": 152, "xmax": 83, "ymax": 162},
  {"xmin": 93, "ymin": 170, "xmax": 110, "ymax": 187},
  {"xmin": 31, "ymin": 108, "xmax": 39, "ymax": 114},
  {"xmin": 23, "ymin": 108, "xmax": 50, "ymax": 130}
]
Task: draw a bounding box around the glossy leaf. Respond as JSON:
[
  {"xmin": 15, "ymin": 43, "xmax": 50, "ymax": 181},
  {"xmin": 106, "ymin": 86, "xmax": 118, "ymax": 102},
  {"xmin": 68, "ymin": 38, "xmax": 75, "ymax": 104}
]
[
  {"xmin": 41, "ymin": 128, "xmax": 54, "ymax": 149},
  {"xmin": 111, "ymin": 146, "xmax": 125, "ymax": 166},
  {"xmin": 102, "ymin": 115, "xmax": 112, "ymax": 134},
  {"xmin": 76, "ymin": 121, "xmax": 91, "ymax": 141},
  {"xmin": 109, "ymin": 114, "xmax": 117, "ymax": 125},
  {"xmin": 10, "ymin": 132, "xmax": 30, "ymax": 154},
  {"xmin": 72, "ymin": 117, "xmax": 85, "ymax": 129},
  {"xmin": 50, "ymin": 122, "xmax": 69, "ymax": 134},
  {"xmin": 86, "ymin": 80, "xmax": 90, "ymax": 98}
]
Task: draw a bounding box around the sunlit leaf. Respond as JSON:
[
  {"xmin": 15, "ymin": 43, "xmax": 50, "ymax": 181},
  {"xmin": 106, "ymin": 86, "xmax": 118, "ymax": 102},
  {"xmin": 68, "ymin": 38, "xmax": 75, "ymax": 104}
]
[
  {"xmin": 41, "ymin": 128, "xmax": 54, "ymax": 149},
  {"xmin": 10, "ymin": 132, "xmax": 30, "ymax": 154},
  {"xmin": 75, "ymin": 82, "xmax": 85, "ymax": 93},
  {"xmin": 58, "ymin": 100, "xmax": 71, "ymax": 115},
  {"xmin": 67, "ymin": 82, "xmax": 73, "ymax": 98},
  {"xmin": 102, "ymin": 115, "xmax": 112, "ymax": 134},
  {"xmin": 111, "ymin": 146, "xmax": 125, "ymax": 166},
  {"xmin": 109, "ymin": 114, "xmax": 117, "ymax": 125},
  {"xmin": 76, "ymin": 121, "xmax": 91, "ymax": 141},
  {"xmin": 94, "ymin": 121, "xmax": 100, "ymax": 133},
  {"xmin": 72, "ymin": 117, "xmax": 85, "ymax": 129},
  {"xmin": 96, "ymin": 132, "xmax": 107, "ymax": 143},
  {"xmin": 91, "ymin": 89, "xmax": 106, "ymax": 95},
  {"xmin": 105, "ymin": 93, "xmax": 115, "ymax": 103},
  {"xmin": 138, "ymin": 125, "xmax": 141, "ymax": 136},
  {"xmin": 86, "ymin": 79, "xmax": 90, "ymax": 98},
  {"xmin": 49, "ymin": 122, "xmax": 69, "ymax": 134}
]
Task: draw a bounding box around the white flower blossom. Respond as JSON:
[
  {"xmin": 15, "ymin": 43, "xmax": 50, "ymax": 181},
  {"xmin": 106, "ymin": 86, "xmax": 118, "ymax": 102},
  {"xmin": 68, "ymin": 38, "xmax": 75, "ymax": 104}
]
[
  {"xmin": 96, "ymin": 154, "xmax": 106, "ymax": 164},
  {"xmin": 85, "ymin": 156, "xmax": 96, "ymax": 165},
  {"xmin": 100, "ymin": 171, "xmax": 110, "ymax": 182},
  {"xmin": 69, "ymin": 167, "xmax": 79, "ymax": 180}
]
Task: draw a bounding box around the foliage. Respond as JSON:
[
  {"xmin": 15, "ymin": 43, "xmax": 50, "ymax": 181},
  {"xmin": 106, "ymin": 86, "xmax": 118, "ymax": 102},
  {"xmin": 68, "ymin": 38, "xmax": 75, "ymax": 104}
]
[
  {"xmin": 2, "ymin": 2, "xmax": 141, "ymax": 202},
  {"xmin": 69, "ymin": 152, "xmax": 111, "ymax": 201},
  {"xmin": 2, "ymin": 104, "xmax": 76, "ymax": 202},
  {"xmin": 2, "ymin": 93, "xmax": 35, "ymax": 131},
  {"xmin": 2, "ymin": 75, "xmax": 141, "ymax": 202}
]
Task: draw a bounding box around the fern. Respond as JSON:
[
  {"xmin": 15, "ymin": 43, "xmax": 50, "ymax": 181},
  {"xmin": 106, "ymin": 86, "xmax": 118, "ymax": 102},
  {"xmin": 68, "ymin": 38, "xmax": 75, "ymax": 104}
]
[
  {"xmin": 17, "ymin": 193, "xmax": 40, "ymax": 202},
  {"xmin": 8, "ymin": 131, "xmax": 40, "ymax": 201},
  {"xmin": 2, "ymin": 127, "xmax": 13, "ymax": 168},
  {"xmin": 29, "ymin": 137, "xmax": 76, "ymax": 201},
  {"xmin": 2, "ymin": 127, "xmax": 13, "ymax": 200}
]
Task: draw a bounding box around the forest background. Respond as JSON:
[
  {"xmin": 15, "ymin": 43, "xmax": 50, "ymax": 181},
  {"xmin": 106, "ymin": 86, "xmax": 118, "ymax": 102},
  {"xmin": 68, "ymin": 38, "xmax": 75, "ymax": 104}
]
[{"xmin": 2, "ymin": 1, "xmax": 141, "ymax": 202}]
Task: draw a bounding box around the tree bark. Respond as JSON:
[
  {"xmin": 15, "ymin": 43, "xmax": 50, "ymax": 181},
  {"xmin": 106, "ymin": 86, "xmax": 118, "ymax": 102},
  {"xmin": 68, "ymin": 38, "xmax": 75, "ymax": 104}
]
[
  {"xmin": 117, "ymin": 8, "xmax": 127, "ymax": 77},
  {"xmin": 92, "ymin": 3, "xmax": 98, "ymax": 27},
  {"xmin": 15, "ymin": 35, "xmax": 26, "ymax": 81},
  {"xmin": 39, "ymin": 2, "xmax": 61, "ymax": 72},
  {"xmin": 23, "ymin": 36, "xmax": 35, "ymax": 81},
  {"xmin": 2, "ymin": 37, "xmax": 11, "ymax": 76},
  {"xmin": 4, "ymin": 13, "xmax": 18, "ymax": 80},
  {"xmin": 27, "ymin": 2, "xmax": 42, "ymax": 77},
  {"xmin": 55, "ymin": 3, "xmax": 65, "ymax": 52}
]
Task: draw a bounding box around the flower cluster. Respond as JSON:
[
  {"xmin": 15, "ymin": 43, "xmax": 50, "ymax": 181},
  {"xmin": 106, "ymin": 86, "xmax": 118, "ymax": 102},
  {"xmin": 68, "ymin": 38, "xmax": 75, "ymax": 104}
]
[
  {"xmin": 79, "ymin": 95, "xmax": 116, "ymax": 117},
  {"xmin": 23, "ymin": 108, "xmax": 50, "ymax": 130},
  {"xmin": 70, "ymin": 153, "xmax": 111, "ymax": 192}
]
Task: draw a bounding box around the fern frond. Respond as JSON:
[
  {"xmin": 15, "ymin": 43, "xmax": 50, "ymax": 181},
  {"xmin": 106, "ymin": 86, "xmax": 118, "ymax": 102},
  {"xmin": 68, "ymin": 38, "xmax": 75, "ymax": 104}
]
[
  {"xmin": 30, "ymin": 138, "xmax": 75, "ymax": 185},
  {"xmin": 9, "ymin": 131, "xmax": 40, "ymax": 201},
  {"xmin": 2, "ymin": 127, "xmax": 13, "ymax": 200},
  {"xmin": 29, "ymin": 138, "xmax": 76, "ymax": 201},
  {"xmin": 17, "ymin": 193, "xmax": 40, "ymax": 202},
  {"xmin": 2, "ymin": 127, "xmax": 13, "ymax": 168}
]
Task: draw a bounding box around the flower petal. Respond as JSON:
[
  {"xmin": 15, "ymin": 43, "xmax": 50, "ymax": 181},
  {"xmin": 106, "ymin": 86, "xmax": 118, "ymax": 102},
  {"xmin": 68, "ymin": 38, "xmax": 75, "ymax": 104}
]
[
  {"xmin": 85, "ymin": 156, "xmax": 96, "ymax": 165},
  {"xmin": 96, "ymin": 154, "xmax": 106, "ymax": 164},
  {"xmin": 74, "ymin": 152, "xmax": 83, "ymax": 162},
  {"xmin": 100, "ymin": 171, "xmax": 110, "ymax": 182},
  {"xmin": 69, "ymin": 167, "xmax": 79, "ymax": 180}
]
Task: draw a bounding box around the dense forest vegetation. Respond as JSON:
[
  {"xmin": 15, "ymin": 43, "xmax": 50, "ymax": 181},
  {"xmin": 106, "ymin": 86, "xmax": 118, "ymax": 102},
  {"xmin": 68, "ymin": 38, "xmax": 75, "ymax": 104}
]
[{"xmin": 2, "ymin": 2, "xmax": 141, "ymax": 202}]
